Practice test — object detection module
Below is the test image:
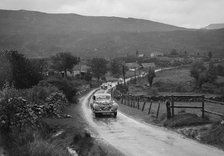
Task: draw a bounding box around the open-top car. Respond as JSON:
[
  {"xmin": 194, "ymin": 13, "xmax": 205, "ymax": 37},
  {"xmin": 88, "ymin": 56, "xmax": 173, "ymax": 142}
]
[{"xmin": 90, "ymin": 92, "xmax": 118, "ymax": 117}]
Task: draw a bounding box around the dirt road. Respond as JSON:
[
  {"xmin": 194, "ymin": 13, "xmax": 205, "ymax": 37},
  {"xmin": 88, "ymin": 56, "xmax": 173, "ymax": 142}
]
[{"xmin": 80, "ymin": 89, "xmax": 224, "ymax": 156}]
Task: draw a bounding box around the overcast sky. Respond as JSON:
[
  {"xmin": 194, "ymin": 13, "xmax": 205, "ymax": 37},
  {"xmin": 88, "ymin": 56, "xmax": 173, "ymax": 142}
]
[{"xmin": 0, "ymin": 0, "xmax": 224, "ymax": 28}]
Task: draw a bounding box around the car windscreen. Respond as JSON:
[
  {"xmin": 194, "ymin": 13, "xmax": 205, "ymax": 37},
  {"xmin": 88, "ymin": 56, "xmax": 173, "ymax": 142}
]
[{"xmin": 95, "ymin": 95, "xmax": 111, "ymax": 101}]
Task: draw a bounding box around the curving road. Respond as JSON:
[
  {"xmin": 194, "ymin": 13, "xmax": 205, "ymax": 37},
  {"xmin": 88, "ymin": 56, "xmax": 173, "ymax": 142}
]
[{"xmin": 80, "ymin": 89, "xmax": 224, "ymax": 156}]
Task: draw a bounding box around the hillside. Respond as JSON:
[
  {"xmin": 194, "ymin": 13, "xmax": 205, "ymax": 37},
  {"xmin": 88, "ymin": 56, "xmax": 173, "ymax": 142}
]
[
  {"xmin": 0, "ymin": 9, "xmax": 185, "ymax": 34},
  {"xmin": 0, "ymin": 9, "xmax": 224, "ymax": 58},
  {"xmin": 203, "ymin": 23, "xmax": 224, "ymax": 30}
]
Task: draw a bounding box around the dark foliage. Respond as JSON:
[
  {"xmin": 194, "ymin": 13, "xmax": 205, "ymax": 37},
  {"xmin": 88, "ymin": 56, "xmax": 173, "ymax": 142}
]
[
  {"xmin": 30, "ymin": 58, "xmax": 48, "ymax": 77},
  {"xmin": 46, "ymin": 76, "xmax": 78, "ymax": 102},
  {"xmin": 51, "ymin": 52, "xmax": 80, "ymax": 78},
  {"xmin": 0, "ymin": 50, "xmax": 42, "ymax": 89},
  {"xmin": 110, "ymin": 59, "xmax": 122, "ymax": 77},
  {"xmin": 147, "ymin": 68, "xmax": 156, "ymax": 87},
  {"xmin": 90, "ymin": 58, "xmax": 108, "ymax": 80}
]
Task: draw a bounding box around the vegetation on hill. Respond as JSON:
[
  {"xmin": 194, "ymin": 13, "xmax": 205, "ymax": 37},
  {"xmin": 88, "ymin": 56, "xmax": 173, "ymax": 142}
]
[
  {"xmin": 0, "ymin": 10, "xmax": 224, "ymax": 58},
  {"xmin": 0, "ymin": 50, "xmax": 102, "ymax": 156}
]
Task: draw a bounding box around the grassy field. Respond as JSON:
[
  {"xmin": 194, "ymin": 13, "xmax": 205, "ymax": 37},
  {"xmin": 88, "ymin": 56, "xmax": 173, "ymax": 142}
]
[{"xmin": 128, "ymin": 67, "xmax": 224, "ymax": 96}]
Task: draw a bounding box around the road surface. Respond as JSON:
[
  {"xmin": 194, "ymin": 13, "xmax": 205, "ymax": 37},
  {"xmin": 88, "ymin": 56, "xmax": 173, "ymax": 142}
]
[{"xmin": 80, "ymin": 89, "xmax": 224, "ymax": 156}]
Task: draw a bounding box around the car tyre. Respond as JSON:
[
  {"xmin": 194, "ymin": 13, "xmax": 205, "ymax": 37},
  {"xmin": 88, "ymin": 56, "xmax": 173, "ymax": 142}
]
[
  {"xmin": 95, "ymin": 113, "xmax": 100, "ymax": 118},
  {"xmin": 113, "ymin": 112, "xmax": 117, "ymax": 118}
]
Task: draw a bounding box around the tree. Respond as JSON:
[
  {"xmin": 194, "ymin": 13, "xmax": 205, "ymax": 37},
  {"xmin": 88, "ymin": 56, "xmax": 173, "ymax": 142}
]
[
  {"xmin": 207, "ymin": 62, "xmax": 217, "ymax": 83},
  {"xmin": 0, "ymin": 50, "xmax": 42, "ymax": 89},
  {"xmin": 30, "ymin": 58, "xmax": 48, "ymax": 76},
  {"xmin": 190, "ymin": 61, "xmax": 206, "ymax": 89},
  {"xmin": 147, "ymin": 68, "xmax": 156, "ymax": 87},
  {"xmin": 90, "ymin": 58, "xmax": 107, "ymax": 80},
  {"xmin": 51, "ymin": 52, "xmax": 79, "ymax": 78},
  {"xmin": 0, "ymin": 53, "xmax": 12, "ymax": 88},
  {"xmin": 84, "ymin": 71, "xmax": 92, "ymax": 82},
  {"xmin": 110, "ymin": 59, "xmax": 122, "ymax": 77},
  {"xmin": 170, "ymin": 49, "xmax": 178, "ymax": 56},
  {"xmin": 208, "ymin": 51, "xmax": 212, "ymax": 60},
  {"xmin": 190, "ymin": 61, "xmax": 217, "ymax": 89},
  {"xmin": 216, "ymin": 64, "xmax": 224, "ymax": 76}
]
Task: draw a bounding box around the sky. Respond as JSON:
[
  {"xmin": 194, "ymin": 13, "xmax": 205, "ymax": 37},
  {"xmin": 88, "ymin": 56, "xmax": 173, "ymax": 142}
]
[{"xmin": 0, "ymin": 0, "xmax": 224, "ymax": 28}]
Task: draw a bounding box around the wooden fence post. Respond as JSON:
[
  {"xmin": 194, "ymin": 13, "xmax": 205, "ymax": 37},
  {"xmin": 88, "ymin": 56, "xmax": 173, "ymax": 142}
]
[
  {"xmin": 148, "ymin": 100, "xmax": 153, "ymax": 114},
  {"xmin": 137, "ymin": 97, "xmax": 140, "ymax": 109},
  {"xmin": 121, "ymin": 94, "xmax": 124, "ymax": 104},
  {"xmin": 131, "ymin": 95, "xmax": 135, "ymax": 107},
  {"xmin": 166, "ymin": 100, "xmax": 171, "ymax": 119},
  {"xmin": 124, "ymin": 95, "xmax": 127, "ymax": 105},
  {"xmin": 131, "ymin": 95, "xmax": 133, "ymax": 107},
  {"xmin": 142, "ymin": 98, "xmax": 146, "ymax": 112},
  {"xmin": 202, "ymin": 95, "xmax": 205, "ymax": 118},
  {"xmin": 156, "ymin": 101, "xmax": 161, "ymax": 118},
  {"xmin": 128, "ymin": 94, "xmax": 130, "ymax": 106},
  {"xmin": 171, "ymin": 95, "xmax": 174, "ymax": 117},
  {"xmin": 134, "ymin": 96, "xmax": 137, "ymax": 108}
]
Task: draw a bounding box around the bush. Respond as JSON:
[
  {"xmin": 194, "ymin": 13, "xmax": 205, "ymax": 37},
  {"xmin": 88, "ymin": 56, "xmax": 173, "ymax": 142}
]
[
  {"xmin": 116, "ymin": 84, "xmax": 128, "ymax": 94},
  {"xmin": 0, "ymin": 50, "xmax": 42, "ymax": 89},
  {"xmin": 27, "ymin": 139, "xmax": 70, "ymax": 156},
  {"xmin": 0, "ymin": 97, "xmax": 38, "ymax": 132},
  {"xmin": 30, "ymin": 85, "xmax": 59, "ymax": 104},
  {"xmin": 0, "ymin": 83, "xmax": 60, "ymax": 104},
  {"xmin": 175, "ymin": 84, "xmax": 187, "ymax": 92},
  {"xmin": 200, "ymin": 122, "xmax": 224, "ymax": 147},
  {"xmin": 45, "ymin": 76, "xmax": 78, "ymax": 103},
  {"xmin": 4, "ymin": 124, "xmax": 70, "ymax": 156}
]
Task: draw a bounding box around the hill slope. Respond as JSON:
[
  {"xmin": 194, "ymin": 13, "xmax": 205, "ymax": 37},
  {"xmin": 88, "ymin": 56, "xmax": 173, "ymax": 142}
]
[
  {"xmin": 203, "ymin": 23, "xmax": 224, "ymax": 30},
  {"xmin": 0, "ymin": 9, "xmax": 185, "ymax": 34},
  {"xmin": 0, "ymin": 9, "xmax": 224, "ymax": 58}
]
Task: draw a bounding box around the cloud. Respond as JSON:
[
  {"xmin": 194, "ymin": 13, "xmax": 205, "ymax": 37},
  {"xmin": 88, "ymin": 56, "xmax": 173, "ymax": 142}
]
[{"xmin": 0, "ymin": 0, "xmax": 224, "ymax": 28}]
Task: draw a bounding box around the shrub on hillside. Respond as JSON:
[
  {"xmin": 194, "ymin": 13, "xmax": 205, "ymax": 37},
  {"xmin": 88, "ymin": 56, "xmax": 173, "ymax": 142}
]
[
  {"xmin": 5, "ymin": 124, "xmax": 70, "ymax": 156},
  {"xmin": 200, "ymin": 122, "xmax": 224, "ymax": 147},
  {"xmin": 0, "ymin": 97, "xmax": 38, "ymax": 132},
  {"xmin": 30, "ymin": 85, "xmax": 59, "ymax": 104},
  {"xmin": 45, "ymin": 76, "xmax": 78, "ymax": 103},
  {"xmin": 27, "ymin": 139, "xmax": 71, "ymax": 156},
  {"xmin": 0, "ymin": 50, "xmax": 42, "ymax": 89}
]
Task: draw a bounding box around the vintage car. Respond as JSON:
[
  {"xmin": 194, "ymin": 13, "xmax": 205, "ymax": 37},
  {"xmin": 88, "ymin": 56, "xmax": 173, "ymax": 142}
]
[
  {"xmin": 100, "ymin": 83, "xmax": 108, "ymax": 90},
  {"xmin": 90, "ymin": 93, "xmax": 118, "ymax": 117}
]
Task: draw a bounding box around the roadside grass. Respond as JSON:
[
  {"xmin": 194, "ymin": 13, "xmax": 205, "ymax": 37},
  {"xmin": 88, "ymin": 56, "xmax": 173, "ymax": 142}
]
[
  {"xmin": 163, "ymin": 113, "xmax": 210, "ymax": 128},
  {"xmin": 28, "ymin": 138, "xmax": 71, "ymax": 156},
  {"xmin": 200, "ymin": 122, "xmax": 224, "ymax": 149}
]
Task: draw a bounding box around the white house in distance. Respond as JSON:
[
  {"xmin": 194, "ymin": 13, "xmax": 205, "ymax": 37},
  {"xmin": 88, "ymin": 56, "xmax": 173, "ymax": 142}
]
[{"xmin": 150, "ymin": 52, "xmax": 164, "ymax": 58}]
